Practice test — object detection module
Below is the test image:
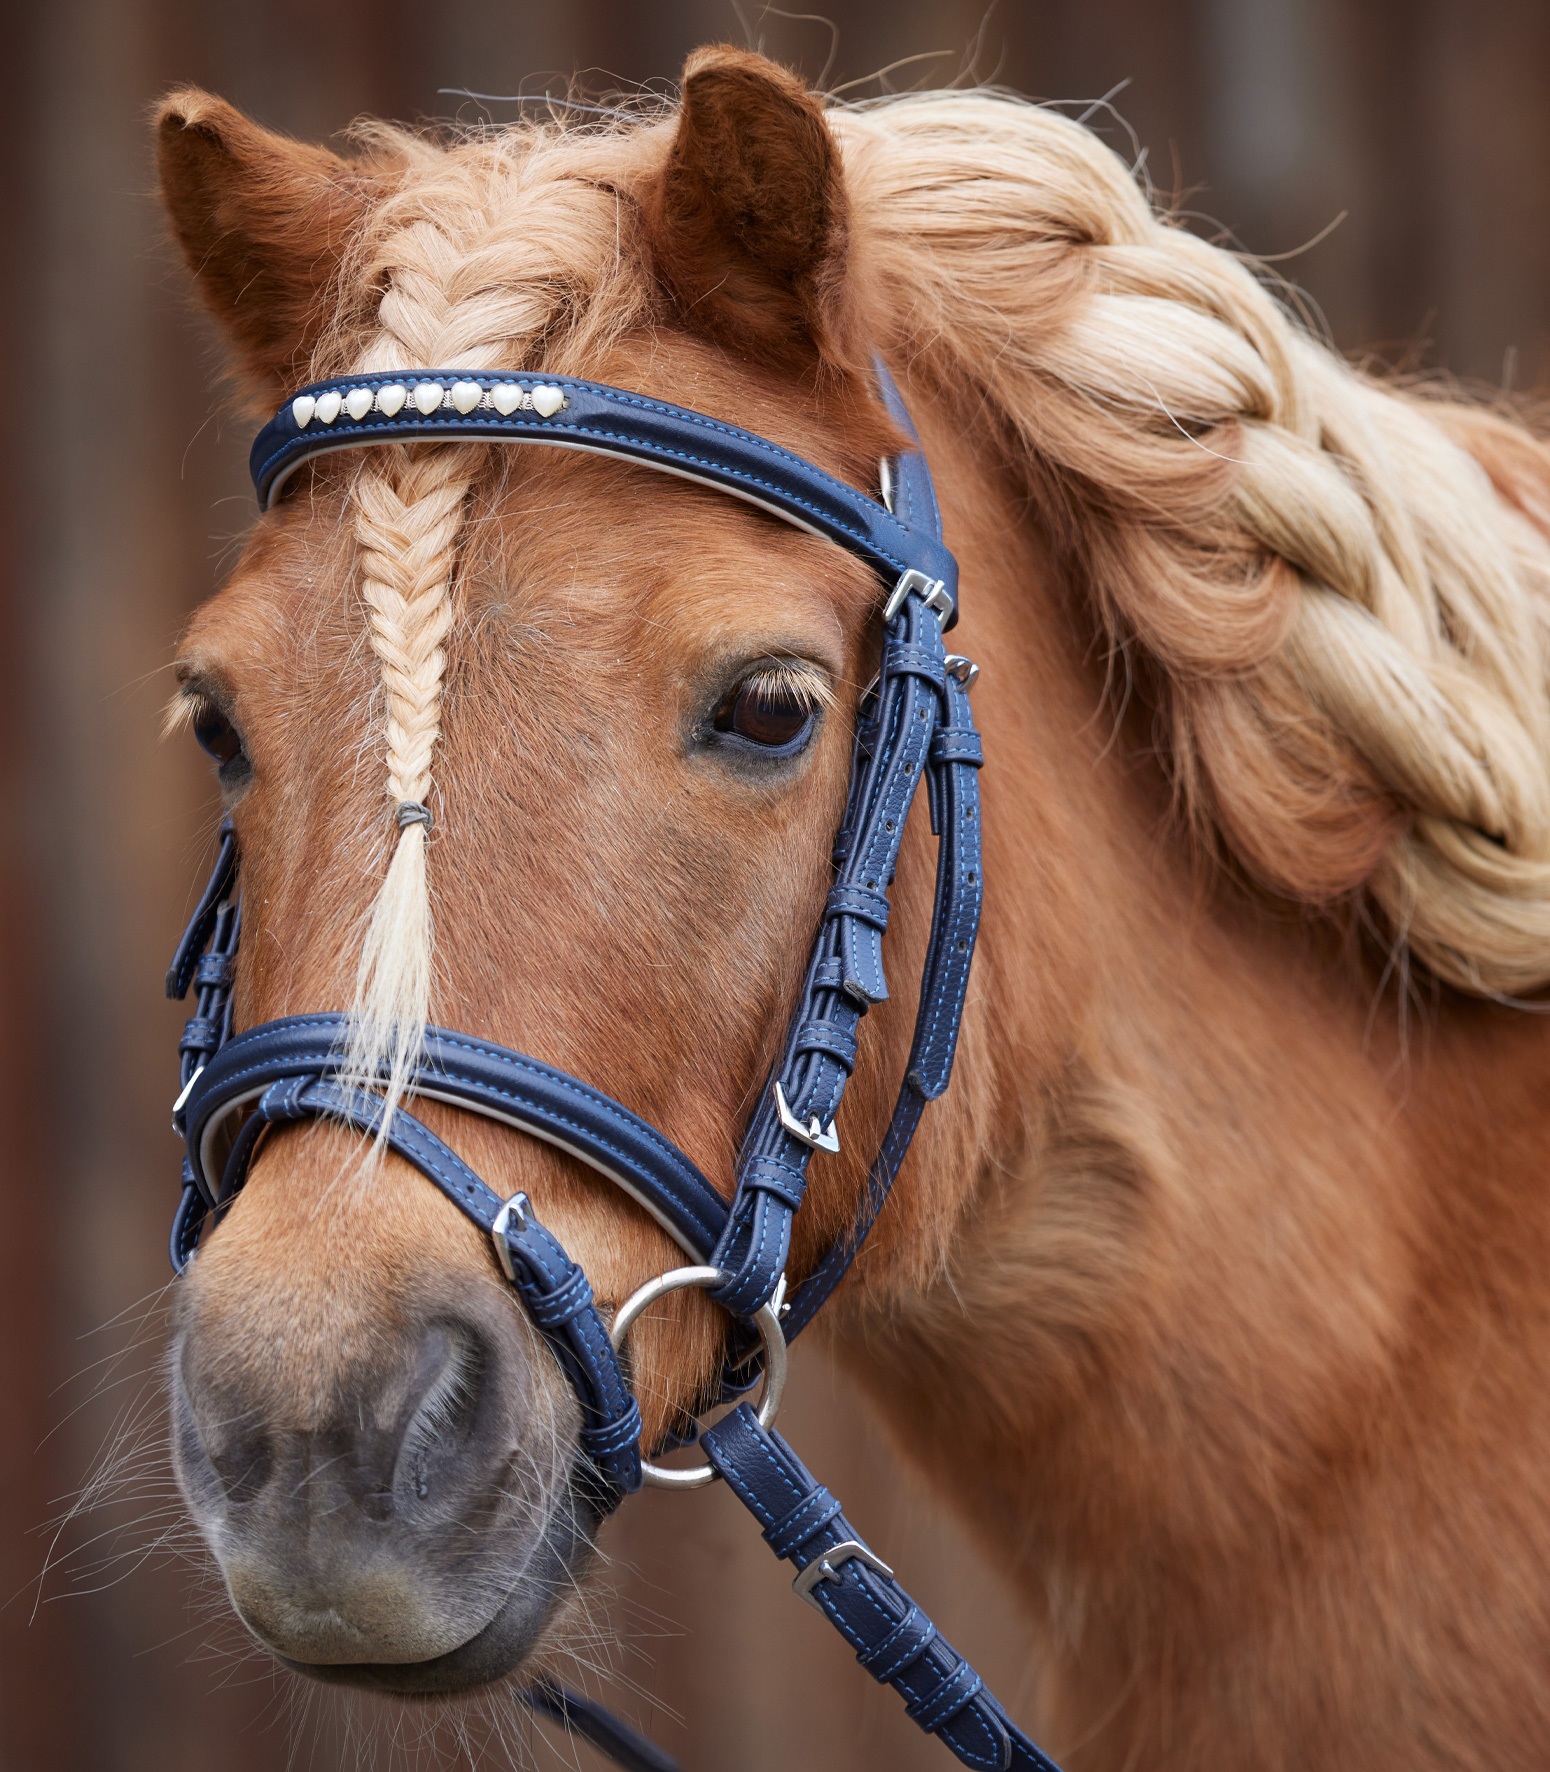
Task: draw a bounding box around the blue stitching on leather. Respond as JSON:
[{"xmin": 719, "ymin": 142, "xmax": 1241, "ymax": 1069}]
[
  {"xmin": 859, "ymin": 1605, "xmax": 937, "ymax": 1680},
  {"xmin": 764, "ymin": 1487, "xmax": 844, "ymax": 1559},
  {"xmin": 908, "ymin": 1659, "xmax": 983, "ymax": 1734},
  {"xmin": 204, "ymin": 1017, "xmax": 713, "ymax": 1193},
  {"xmin": 260, "ymin": 373, "xmax": 876, "ymax": 505},
  {"xmin": 914, "ymin": 699, "xmax": 983, "ymax": 1090}
]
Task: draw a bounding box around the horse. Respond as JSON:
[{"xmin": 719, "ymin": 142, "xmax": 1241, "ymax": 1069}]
[{"xmin": 153, "ymin": 44, "xmax": 1550, "ymax": 1770}]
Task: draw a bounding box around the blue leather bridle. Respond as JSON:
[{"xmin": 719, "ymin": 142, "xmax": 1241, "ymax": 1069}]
[{"xmin": 165, "ymin": 363, "xmax": 1062, "ymax": 1772}]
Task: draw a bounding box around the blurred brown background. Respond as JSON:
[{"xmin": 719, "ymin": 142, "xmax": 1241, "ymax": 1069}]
[{"xmin": 1, "ymin": 1, "xmax": 1546, "ymax": 1768}]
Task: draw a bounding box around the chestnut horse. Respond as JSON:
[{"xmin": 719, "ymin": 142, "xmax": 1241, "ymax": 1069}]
[{"xmin": 156, "ymin": 46, "xmax": 1550, "ymax": 1771}]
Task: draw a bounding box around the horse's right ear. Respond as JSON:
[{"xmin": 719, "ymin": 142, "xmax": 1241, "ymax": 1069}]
[
  {"xmin": 642, "ymin": 47, "xmax": 866, "ymax": 377},
  {"xmin": 155, "ymin": 90, "xmax": 375, "ymax": 407}
]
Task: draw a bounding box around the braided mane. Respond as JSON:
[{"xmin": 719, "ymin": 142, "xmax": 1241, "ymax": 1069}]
[
  {"xmin": 324, "ymin": 91, "xmax": 1550, "ymax": 1111},
  {"xmin": 835, "ymin": 97, "xmax": 1550, "ymax": 998}
]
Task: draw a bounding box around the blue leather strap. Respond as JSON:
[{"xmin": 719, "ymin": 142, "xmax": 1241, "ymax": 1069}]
[
  {"xmin": 167, "ymin": 816, "xmax": 242, "ymax": 1269},
  {"xmin": 182, "ymin": 1014, "xmax": 731, "ymax": 1261},
  {"xmin": 703, "ymin": 1405, "xmax": 1060, "ymax": 1772},
  {"xmin": 521, "ymin": 1679, "xmax": 679, "ymax": 1772},
  {"xmin": 169, "ymin": 1159, "xmax": 207, "ymax": 1274},
  {"xmin": 876, "ymin": 361, "xmax": 944, "ymax": 540},
  {"xmin": 911, "ymin": 673, "xmax": 983, "ymax": 1095},
  {"xmin": 779, "ymin": 1088, "xmax": 927, "ymax": 1342},
  {"xmin": 165, "ymin": 814, "xmax": 237, "ymax": 999},
  {"xmin": 250, "ymin": 370, "xmax": 958, "ymax": 625}
]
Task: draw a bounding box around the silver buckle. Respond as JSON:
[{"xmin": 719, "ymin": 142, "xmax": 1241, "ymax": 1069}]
[
  {"xmin": 490, "ymin": 1192, "xmax": 529, "ymax": 1283},
  {"xmin": 774, "ymin": 1081, "xmax": 840, "ymax": 1154},
  {"xmin": 792, "ymin": 1539, "xmax": 895, "ymax": 1613},
  {"xmin": 882, "ymin": 568, "xmax": 953, "ymax": 625},
  {"xmin": 944, "ymin": 654, "xmax": 979, "ymax": 688}
]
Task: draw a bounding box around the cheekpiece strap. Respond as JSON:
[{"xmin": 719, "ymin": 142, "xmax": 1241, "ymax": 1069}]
[
  {"xmin": 166, "ymin": 815, "xmax": 241, "ymax": 1270},
  {"xmin": 166, "ymin": 815, "xmax": 237, "ymax": 1000},
  {"xmin": 708, "ymin": 369, "xmax": 984, "ymax": 1321}
]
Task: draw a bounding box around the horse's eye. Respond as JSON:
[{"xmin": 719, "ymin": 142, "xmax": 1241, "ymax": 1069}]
[
  {"xmin": 713, "ymin": 677, "xmax": 816, "ymax": 750},
  {"xmin": 192, "ymin": 700, "xmax": 245, "ymax": 771}
]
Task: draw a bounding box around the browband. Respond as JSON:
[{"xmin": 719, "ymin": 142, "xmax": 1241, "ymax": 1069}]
[{"xmin": 250, "ymin": 369, "xmax": 958, "ymax": 625}]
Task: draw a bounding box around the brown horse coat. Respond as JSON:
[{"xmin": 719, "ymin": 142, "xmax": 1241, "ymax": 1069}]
[{"xmin": 156, "ymin": 47, "xmax": 1550, "ymax": 1769}]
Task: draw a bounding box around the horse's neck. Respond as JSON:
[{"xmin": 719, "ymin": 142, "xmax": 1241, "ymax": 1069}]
[{"xmin": 838, "ymin": 423, "xmax": 1550, "ymax": 1756}]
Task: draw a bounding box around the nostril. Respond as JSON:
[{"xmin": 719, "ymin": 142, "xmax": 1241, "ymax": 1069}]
[
  {"xmin": 210, "ymin": 1429, "xmax": 274, "ymax": 1505},
  {"xmin": 173, "ymin": 1342, "xmax": 275, "ymax": 1509},
  {"xmin": 169, "ymin": 1293, "xmax": 584, "ymax": 1676},
  {"xmin": 391, "ymin": 1322, "xmax": 490, "ymax": 1510}
]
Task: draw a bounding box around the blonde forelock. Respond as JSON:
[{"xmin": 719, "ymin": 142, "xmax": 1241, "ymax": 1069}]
[{"xmin": 326, "ymin": 121, "xmax": 660, "ymax": 1114}]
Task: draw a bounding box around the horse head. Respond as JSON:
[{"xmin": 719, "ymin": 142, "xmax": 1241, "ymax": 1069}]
[{"xmin": 157, "ymin": 49, "xmax": 958, "ymax": 1693}]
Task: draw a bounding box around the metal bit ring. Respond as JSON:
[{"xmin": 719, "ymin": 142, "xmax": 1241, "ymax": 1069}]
[{"xmin": 609, "ymin": 1265, "xmax": 787, "ymax": 1490}]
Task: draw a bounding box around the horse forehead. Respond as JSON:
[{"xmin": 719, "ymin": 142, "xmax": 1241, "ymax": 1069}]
[
  {"xmin": 196, "ymin": 455, "xmax": 869, "ymax": 648},
  {"xmin": 463, "ymin": 450, "xmax": 873, "ymax": 638},
  {"xmin": 180, "ymin": 496, "xmax": 362, "ymax": 674}
]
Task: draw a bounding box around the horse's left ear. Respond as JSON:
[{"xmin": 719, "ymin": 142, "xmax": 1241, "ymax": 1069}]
[
  {"xmin": 644, "ymin": 47, "xmax": 864, "ymax": 376},
  {"xmin": 155, "ymin": 89, "xmax": 379, "ymax": 409}
]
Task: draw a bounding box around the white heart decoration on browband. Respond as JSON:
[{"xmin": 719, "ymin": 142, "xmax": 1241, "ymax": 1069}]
[{"xmin": 290, "ymin": 378, "xmax": 571, "ymax": 429}]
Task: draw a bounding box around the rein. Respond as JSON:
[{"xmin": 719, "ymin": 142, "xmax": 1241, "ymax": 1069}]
[{"xmin": 165, "ymin": 363, "xmax": 1062, "ymax": 1772}]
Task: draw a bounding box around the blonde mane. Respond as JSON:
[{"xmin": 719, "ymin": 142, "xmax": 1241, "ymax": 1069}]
[
  {"xmin": 837, "ymin": 94, "xmax": 1550, "ymax": 998},
  {"xmin": 325, "ymin": 89, "xmax": 1550, "ymax": 1103}
]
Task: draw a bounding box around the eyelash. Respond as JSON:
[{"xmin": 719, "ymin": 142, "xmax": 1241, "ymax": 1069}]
[
  {"xmin": 709, "ymin": 664, "xmax": 828, "ymax": 753},
  {"xmin": 181, "ymin": 693, "xmax": 249, "ymax": 778}
]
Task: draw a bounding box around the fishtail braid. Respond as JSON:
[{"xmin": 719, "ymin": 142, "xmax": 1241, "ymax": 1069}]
[{"xmin": 321, "ymin": 130, "xmax": 652, "ymax": 1115}]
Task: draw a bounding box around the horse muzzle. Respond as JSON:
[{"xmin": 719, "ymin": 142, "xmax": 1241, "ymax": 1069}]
[{"xmin": 169, "ymin": 1276, "xmax": 596, "ymax": 1693}]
